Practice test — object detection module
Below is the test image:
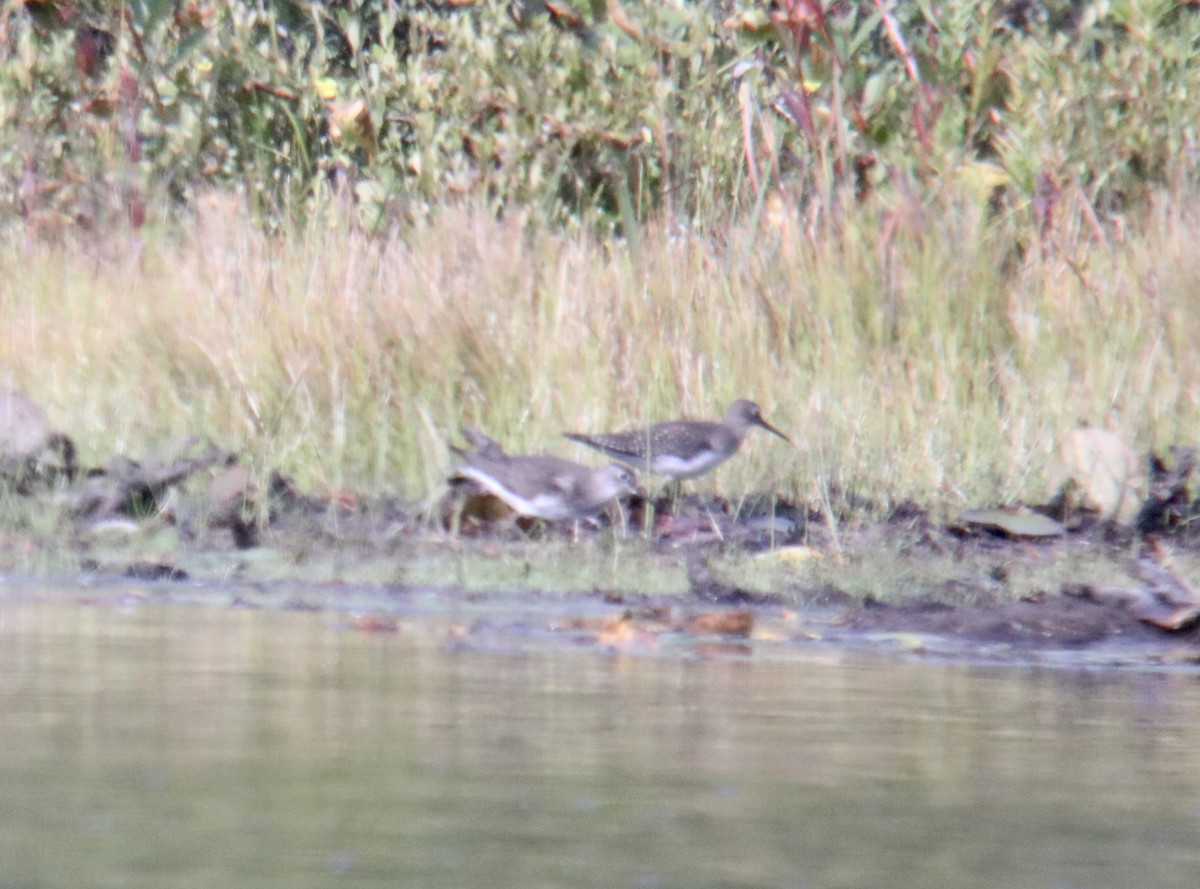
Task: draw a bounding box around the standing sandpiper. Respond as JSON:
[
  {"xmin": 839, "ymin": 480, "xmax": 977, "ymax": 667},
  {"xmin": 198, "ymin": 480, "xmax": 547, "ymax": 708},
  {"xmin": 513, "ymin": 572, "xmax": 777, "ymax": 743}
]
[
  {"xmin": 564, "ymin": 399, "xmax": 791, "ymax": 481},
  {"xmin": 451, "ymin": 429, "xmax": 637, "ymax": 522}
]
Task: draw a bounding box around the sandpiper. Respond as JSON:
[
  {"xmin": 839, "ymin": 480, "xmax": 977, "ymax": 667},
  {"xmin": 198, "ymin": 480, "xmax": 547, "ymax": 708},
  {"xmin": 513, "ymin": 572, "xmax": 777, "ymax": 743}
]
[
  {"xmin": 564, "ymin": 399, "xmax": 791, "ymax": 481},
  {"xmin": 451, "ymin": 430, "xmax": 637, "ymax": 522}
]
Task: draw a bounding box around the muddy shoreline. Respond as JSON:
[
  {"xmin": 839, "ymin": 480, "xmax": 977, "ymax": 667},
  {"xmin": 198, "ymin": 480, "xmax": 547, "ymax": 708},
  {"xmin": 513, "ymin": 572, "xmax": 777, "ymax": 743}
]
[
  {"xmin": 3, "ymin": 488, "xmax": 1199, "ymax": 671},
  {"xmin": 4, "ymin": 391, "xmax": 1200, "ymax": 668}
]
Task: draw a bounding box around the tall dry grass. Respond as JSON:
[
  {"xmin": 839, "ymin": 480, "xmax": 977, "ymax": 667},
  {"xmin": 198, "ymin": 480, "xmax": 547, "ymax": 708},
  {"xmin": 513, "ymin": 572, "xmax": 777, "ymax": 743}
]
[{"xmin": 2, "ymin": 187, "xmax": 1198, "ymax": 512}]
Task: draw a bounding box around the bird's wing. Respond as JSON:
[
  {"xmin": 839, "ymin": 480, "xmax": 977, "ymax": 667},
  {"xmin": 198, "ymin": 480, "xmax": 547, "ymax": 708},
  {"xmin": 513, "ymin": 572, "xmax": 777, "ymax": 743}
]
[
  {"xmin": 651, "ymin": 421, "xmax": 726, "ymax": 459},
  {"xmin": 548, "ymin": 468, "xmax": 583, "ymax": 495}
]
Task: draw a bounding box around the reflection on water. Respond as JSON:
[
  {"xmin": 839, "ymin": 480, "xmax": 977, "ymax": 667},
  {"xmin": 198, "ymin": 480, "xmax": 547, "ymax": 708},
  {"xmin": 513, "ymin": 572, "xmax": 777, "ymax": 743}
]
[{"xmin": 1, "ymin": 594, "xmax": 1199, "ymax": 889}]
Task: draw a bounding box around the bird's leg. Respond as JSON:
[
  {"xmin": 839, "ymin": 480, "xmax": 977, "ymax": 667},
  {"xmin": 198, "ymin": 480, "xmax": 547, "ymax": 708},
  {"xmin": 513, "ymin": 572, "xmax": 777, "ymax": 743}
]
[{"xmin": 662, "ymin": 479, "xmax": 684, "ymax": 518}]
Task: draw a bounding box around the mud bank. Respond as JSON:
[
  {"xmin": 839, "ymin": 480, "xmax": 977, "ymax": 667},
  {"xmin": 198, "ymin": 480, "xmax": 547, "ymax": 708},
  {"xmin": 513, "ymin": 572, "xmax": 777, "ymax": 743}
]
[{"xmin": 5, "ymin": 392, "xmax": 1200, "ymax": 668}]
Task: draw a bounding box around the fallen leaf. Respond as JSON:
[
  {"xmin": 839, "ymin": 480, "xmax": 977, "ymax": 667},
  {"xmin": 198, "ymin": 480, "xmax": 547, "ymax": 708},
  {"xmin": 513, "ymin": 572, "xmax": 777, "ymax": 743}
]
[
  {"xmin": 352, "ymin": 615, "xmax": 398, "ymax": 633},
  {"xmin": 597, "ymin": 614, "xmax": 658, "ymax": 652},
  {"xmin": 685, "ymin": 610, "xmax": 754, "ymax": 637}
]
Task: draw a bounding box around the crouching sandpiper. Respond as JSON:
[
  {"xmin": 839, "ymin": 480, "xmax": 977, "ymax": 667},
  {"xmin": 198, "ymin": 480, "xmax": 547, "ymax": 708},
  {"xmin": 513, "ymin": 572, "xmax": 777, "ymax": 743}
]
[{"xmin": 451, "ymin": 429, "xmax": 637, "ymax": 523}]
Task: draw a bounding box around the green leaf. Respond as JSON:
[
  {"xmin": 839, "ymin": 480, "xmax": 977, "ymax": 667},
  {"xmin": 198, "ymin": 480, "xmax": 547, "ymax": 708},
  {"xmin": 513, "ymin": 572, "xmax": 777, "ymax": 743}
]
[
  {"xmin": 133, "ymin": 0, "xmax": 174, "ymax": 36},
  {"xmin": 846, "ymin": 11, "xmax": 884, "ymax": 59},
  {"xmin": 166, "ymin": 30, "xmax": 210, "ymax": 75},
  {"xmin": 861, "ymin": 71, "xmax": 889, "ymax": 117}
]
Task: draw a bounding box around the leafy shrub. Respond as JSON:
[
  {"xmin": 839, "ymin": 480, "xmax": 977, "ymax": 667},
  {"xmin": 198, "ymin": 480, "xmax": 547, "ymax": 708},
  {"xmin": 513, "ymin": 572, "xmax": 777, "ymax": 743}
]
[{"xmin": 1, "ymin": 0, "xmax": 1198, "ymax": 233}]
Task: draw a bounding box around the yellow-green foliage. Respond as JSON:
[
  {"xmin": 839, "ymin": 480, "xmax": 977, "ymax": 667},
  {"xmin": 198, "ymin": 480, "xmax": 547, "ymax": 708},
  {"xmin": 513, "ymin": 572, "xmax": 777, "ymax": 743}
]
[
  {"xmin": 3, "ymin": 2, "xmax": 1200, "ymax": 229},
  {"xmin": 2, "ymin": 187, "xmax": 1199, "ymax": 510}
]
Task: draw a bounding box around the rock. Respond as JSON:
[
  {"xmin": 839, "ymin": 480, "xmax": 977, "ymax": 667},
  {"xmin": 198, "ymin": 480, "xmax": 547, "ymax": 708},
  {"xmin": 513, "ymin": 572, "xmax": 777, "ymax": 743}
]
[
  {"xmin": 1051, "ymin": 427, "xmax": 1145, "ymax": 524},
  {"xmin": 202, "ymin": 463, "xmax": 259, "ymax": 548},
  {"xmin": 0, "ymin": 389, "xmax": 76, "ymax": 490},
  {"xmin": 959, "ymin": 507, "xmax": 1066, "ymax": 538},
  {"xmin": 1135, "ymin": 448, "xmax": 1195, "ymax": 532}
]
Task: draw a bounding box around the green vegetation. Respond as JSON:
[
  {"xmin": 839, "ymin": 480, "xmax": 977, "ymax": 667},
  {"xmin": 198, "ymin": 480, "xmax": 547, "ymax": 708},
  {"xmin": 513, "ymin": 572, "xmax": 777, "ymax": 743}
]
[
  {"xmin": 6, "ymin": 1, "xmax": 1200, "ymax": 227},
  {"xmin": 2, "ymin": 1, "xmax": 1199, "ymax": 517},
  {"xmin": 3, "ymin": 195, "xmax": 1198, "ymax": 514}
]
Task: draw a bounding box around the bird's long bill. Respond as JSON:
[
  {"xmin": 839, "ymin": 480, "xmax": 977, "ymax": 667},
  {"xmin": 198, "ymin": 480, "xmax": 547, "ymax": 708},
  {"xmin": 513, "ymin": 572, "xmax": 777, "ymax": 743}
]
[{"xmin": 756, "ymin": 416, "xmax": 793, "ymax": 444}]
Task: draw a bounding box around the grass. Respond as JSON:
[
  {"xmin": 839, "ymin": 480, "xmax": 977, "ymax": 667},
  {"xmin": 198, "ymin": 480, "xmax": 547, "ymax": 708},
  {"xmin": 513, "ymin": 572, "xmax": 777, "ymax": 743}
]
[
  {"xmin": 2, "ymin": 184, "xmax": 1200, "ymax": 520},
  {"xmin": 398, "ymin": 536, "xmax": 691, "ymax": 597},
  {"xmin": 722, "ymin": 528, "xmax": 1147, "ymax": 607}
]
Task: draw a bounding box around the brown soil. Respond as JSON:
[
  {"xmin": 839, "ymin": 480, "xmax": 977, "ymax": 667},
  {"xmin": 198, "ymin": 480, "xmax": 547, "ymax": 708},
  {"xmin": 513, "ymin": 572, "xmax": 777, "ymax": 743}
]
[{"xmin": 844, "ymin": 588, "xmax": 1194, "ymax": 650}]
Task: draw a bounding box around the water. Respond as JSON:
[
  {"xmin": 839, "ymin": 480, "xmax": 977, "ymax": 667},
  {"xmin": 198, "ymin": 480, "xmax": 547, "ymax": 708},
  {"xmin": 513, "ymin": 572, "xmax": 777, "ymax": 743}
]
[{"xmin": 1, "ymin": 591, "xmax": 1199, "ymax": 889}]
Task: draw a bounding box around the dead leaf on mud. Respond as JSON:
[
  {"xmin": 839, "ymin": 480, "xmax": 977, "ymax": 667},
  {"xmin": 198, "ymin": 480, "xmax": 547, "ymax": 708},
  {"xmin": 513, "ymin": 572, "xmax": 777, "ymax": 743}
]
[
  {"xmin": 751, "ymin": 609, "xmax": 824, "ymax": 642},
  {"xmin": 960, "ymin": 507, "xmax": 1065, "ymax": 538},
  {"xmin": 351, "ymin": 615, "xmax": 399, "ymax": 633},
  {"xmin": 654, "ymin": 511, "xmax": 720, "ymax": 542},
  {"xmin": 685, "ymin": 610, "xmax": 755, "ymax": 637},
  {"xmin": 563, "ymin": 606, "xmax": 757, "ymax": 651},
  {"xmin": 749, "ymin": 625, "xmax": 792, "ymax": 642},
  {"xmin": 1051, "ymin": 427, "xmax": 1145, "ymax": 524},
  {"xmin": 596, "ymin": 613, "xmax": 659, "ymax": 652}
]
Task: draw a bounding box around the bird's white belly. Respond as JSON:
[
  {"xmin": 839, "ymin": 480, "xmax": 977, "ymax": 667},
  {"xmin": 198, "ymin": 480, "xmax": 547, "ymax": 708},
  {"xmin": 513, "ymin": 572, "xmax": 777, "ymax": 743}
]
[
  {"xmin": 526, "ymin": 492, "xmax": 578, "ymax": 521},
  {"xmin": 652, "ymin": 450, "xmax": 730, "ymax": 480},
  {"xmin": 459, "ymin": 469, "xmax": 564, "ymax": 520}
]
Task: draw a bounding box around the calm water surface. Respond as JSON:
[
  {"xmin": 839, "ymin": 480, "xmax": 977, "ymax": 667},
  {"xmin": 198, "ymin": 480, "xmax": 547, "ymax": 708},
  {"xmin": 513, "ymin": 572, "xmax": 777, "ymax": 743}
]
[{"xmin": 1, "ymin": 589, "xmax": 1199, "ymax": 889}]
